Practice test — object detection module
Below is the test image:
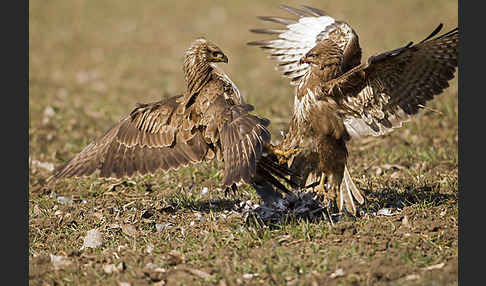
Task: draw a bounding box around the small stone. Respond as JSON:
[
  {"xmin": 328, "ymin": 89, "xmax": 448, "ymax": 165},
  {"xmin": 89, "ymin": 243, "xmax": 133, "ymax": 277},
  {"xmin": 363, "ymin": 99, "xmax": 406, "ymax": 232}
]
[
  {"xmin": 329, "ymin": 268, "xmax": 344, "ymax": 279},
  {"xmin": 405, "ymin": 274, "xmax": 420, "ymax": 280},
  {"xmin": 81, "ymin": 229, "xmax": 103, "ymax": 250},
  {"xmin": 103, "ymin": 264, "xmax": 118, "ymax": 275},
  {"xmin": 50, "ymin": 254, "xmax": 72, "ymax": 270},
  {"xmin": 376, "ymin": 208, "xmax": 395, "ymax": 216},
  {"xmin": 146, "ymin": 245, "xmax": 154, "ymax": 254},
  {"xmin": 57, "ymin": 196, "xmax": 73, "ymax": 204},
  {"xmin": 201, "ymin": 187, "xmax": 209, "ymax": 195},
  {"xmin": 156, "ymin": 223, "xmax": 172, "ymax": 232},
  {"xmin": 242, "ymin": 273, "xmax": 258, "ymax": 279}
]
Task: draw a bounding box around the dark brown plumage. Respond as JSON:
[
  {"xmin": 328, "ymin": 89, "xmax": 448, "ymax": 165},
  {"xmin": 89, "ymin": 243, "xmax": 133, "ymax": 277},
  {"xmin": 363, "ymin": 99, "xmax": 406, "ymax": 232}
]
[
  {"xmin": 249, "ymin": 5, "xmax": 458, "ymax": 215},
  {"xmin": 53, "ymin": 38, "xmax": 296, "ymax": 206}
]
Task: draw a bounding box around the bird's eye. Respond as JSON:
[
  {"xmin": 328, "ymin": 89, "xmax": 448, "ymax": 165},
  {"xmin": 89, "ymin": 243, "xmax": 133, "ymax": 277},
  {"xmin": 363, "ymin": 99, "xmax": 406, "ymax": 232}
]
[{"xmin": 212, "ymin": 51, "xmax": 221, "ymax": 58}]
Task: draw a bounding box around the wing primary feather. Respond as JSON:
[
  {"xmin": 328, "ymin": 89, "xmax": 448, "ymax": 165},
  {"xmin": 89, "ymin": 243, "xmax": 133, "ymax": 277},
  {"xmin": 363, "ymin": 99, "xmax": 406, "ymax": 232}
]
[
  {"xmin": 257, "ymin": 16, "xmax": 297, "ymax": 25},
  {"xmin": 249, "ymin": 28, "xmax": 287, "ymax": 35},
  {"xmin": 418, "ymin": 23, "xmax": 443, "ymax": 44},
  {"xmin": 434, "ymin": 27, "xmax": 458, "ymax": 40},
  {"xmin": 299, "ymin": 5, "xmax": 328, "ymax": 16},
  {"xmin": 369, "ymin": 41, "xmax": 414, "ymax": 64},
  {"xmin": 247, "ymin": 40, "xmax": 274, "ymax": 46},
  {"xmin": 278, "ymin": 4, "xmax": 313, "ymax": 18}
]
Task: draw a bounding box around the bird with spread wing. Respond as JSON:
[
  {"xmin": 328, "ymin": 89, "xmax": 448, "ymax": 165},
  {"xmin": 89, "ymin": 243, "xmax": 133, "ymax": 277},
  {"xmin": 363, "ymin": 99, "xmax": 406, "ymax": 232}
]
[
  {"xmin": 248, "ymin": 5, "xmax": 458, "ymax": 215},
  {"xmin": 52, "ymin": 38, "xmax": 298, "ymax": 206}
]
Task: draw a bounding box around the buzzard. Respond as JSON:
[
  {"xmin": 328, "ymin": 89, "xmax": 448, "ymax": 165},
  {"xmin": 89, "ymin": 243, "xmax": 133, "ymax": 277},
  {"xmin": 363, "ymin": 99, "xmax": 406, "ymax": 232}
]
[
  {"xmin": 248, "ymin": 5, "xmax": 458, "ymax": 215},
  {"xmin": 52, "ymin": 38, "xmax": 297, "ymax": 206}
]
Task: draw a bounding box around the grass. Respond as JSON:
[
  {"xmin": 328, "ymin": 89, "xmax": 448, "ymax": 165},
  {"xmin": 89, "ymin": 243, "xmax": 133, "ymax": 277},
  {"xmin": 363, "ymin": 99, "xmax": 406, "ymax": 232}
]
[{"xmin": 30, "ymin": 0, "xmax": 458, "ymax": 285}]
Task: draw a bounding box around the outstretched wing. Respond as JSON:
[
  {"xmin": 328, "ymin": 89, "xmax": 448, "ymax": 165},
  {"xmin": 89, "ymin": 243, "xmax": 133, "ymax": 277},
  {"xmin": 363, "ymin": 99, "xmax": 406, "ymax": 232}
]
[
  {"xmin": 248, "ymin": 5, "xmax": 360, "ymax": 85},
  {"xmin": 322, "ymin": 24, "xmax": 458, "ymax": 138},
  {"xmin": 52, "ymin": 95, "xmax": 213, "ymax": 179}
]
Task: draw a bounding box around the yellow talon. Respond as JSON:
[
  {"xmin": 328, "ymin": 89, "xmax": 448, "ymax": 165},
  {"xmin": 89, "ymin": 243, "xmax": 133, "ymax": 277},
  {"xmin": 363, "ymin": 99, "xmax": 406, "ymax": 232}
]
[
  {"xmin": 315, "ymin": 172, "xmax": 337, "ymax": 206},
  {"xmin": 315, "ymin": 172, "xmax": 327, "ymax": 196},
  {"xmin": 265, "ymin": 143, "xmax": 302, "ymax": 164}
]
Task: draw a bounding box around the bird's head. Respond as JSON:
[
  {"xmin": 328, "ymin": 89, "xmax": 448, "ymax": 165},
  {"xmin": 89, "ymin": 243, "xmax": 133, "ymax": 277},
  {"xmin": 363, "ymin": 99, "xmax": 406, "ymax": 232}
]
[
  {"xmin": 186, "ymin": 38, "xmax": 228, "ymax": 64},
  {"xmin": 300, "ymin": 40, "xmax": 343, "ymax": 79},
  {"xmin": 205, "ymin": 40, "xmax": 228, "ymax": 63},
  {"xmin": 183, "ymin": 38, "xmax": 229, "ymax": 95}
]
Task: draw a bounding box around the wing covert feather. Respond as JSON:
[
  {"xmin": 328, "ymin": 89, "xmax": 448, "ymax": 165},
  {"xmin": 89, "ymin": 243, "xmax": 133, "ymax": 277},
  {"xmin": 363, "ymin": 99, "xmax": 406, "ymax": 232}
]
[{"xmin": 322, "ymin": 25, "xmax": 458, "ymax": 137}]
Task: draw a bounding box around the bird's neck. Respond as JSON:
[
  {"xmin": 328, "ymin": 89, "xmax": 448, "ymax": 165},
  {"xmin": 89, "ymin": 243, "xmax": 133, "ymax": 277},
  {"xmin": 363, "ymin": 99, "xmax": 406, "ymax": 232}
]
[
  {"xmin": 183, "ymin": 54, "xmax": 213, "ymax": 96},
  {"xmin": 297, "ymin": 70, "xmax": 321, "ymax": 100}
]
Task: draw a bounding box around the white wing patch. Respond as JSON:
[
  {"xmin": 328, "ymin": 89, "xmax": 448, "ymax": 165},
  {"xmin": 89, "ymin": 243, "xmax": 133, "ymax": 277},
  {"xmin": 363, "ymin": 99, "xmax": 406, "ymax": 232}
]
[
  {"xmin": 249, "ymin": 6, "xmax": 355, "ymax": 86},
  {"xmin": 343, "ymin": 107, "xmax": 411, "ymax": 138}
]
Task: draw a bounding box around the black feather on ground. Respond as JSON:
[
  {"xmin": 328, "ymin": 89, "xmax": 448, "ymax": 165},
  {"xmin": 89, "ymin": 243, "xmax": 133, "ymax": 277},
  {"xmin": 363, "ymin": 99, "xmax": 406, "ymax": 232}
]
[{"xmin": 240, "ymin": 190, "xmax": 338, "ymax": 226}]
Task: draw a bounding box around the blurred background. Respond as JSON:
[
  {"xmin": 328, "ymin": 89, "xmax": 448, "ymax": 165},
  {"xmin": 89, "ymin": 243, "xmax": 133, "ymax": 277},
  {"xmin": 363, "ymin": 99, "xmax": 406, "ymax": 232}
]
[{"xmin": 29, "ymin": 0, "xmax": 458, "ymax": 163}]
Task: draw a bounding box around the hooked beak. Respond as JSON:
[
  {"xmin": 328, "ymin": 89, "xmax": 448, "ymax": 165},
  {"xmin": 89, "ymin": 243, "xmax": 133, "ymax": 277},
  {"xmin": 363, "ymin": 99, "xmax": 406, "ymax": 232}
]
[
  {"xmin": 299, "ymin": 56, "xmax": 313, "ymax": 65},
  {"xmin": 210, "ymin": 53, "xmax": 229, "ymax": 64},
  {"xmin": 221, "ymin": 54, "xmax": 228, "ymax": 63}
]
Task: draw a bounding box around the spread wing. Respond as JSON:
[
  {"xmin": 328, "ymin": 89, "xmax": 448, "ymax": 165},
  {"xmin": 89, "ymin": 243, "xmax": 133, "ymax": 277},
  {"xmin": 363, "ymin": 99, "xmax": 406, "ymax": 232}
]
[
  {"xmin": 52, "ymin": 95, "xmax": 213, "ymax": 179},
  {"xmin": 53, "ymin": 92, "xmax": 275, "ymax": 189},
  {"xmin": 321, "ymin": 24, "xmax": 458, "ymax": 138},
  {"xmin": 248, "ymin": 5, "xmax": 360, "ymax": 85}
]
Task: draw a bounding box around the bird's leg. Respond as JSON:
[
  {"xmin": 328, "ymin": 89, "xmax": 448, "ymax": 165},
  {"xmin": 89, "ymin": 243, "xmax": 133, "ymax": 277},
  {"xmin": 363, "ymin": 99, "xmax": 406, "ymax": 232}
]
[
  {"xmin": 314, "ymin": 172, "xmax": 339, "ymax": 209},
  {"xmin": 264, "ymin": 143, "xmax": 302, "ymax": 164},
  {"xmin": 326, "ymin": 173, "xmax": 339, "ymax": 207},
  {"xmin": 314, "ymin": 172, "xmax": 335, "ymax": 225},
  {"xmin": 314, "ymin": 172, "xmax": 328, "ymax": 198}
]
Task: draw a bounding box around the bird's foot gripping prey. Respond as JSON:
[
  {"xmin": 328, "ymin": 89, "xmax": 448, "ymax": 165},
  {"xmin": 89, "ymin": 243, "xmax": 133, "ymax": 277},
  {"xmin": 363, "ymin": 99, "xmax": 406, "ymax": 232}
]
[
  {"xmin": 313, "ymin": 172, "xmax": 335, "ymax": 206},
  {"xmin": 264, "ymin": 142, "xmax": 302, "ymax": 164}
]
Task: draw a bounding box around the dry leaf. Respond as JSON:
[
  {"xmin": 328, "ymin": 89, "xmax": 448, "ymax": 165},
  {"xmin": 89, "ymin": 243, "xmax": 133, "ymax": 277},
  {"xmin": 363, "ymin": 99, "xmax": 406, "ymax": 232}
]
[
  {"xmin": 30, "ymin": 159, "xmax": 55, "ymax": 172},
  {"xmin": 167, "ymin": 250, "xmax": 185, "ymax": 265},
  {"xmin": 401, "ymin": 215, "xmax": 411, "ymax": 228},
  {"xmin": 423, "ymin": 262, "xmax": 445, "ymax": 271},
  {"xmin": 143, "ymin": 263, "xmax": 166, "ymax": 282},
  {"xmin": 186, "ymin": 268, "xmax": 213, "ymax": 280},
  {"xmin": 121, "ymin": 224, "xmax": 138, "ymax": 237}
]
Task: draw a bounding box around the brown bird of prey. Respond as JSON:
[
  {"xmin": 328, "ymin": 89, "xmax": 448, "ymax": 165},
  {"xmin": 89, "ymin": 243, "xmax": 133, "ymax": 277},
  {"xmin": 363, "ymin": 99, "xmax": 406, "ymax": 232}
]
[
  {"xmin": 52, "ymin": 38, "xmax": 297, "ymax": 206},
  {"xmin": 248, "ymin": 5, "xmax": 458, "ymax": 215}
]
